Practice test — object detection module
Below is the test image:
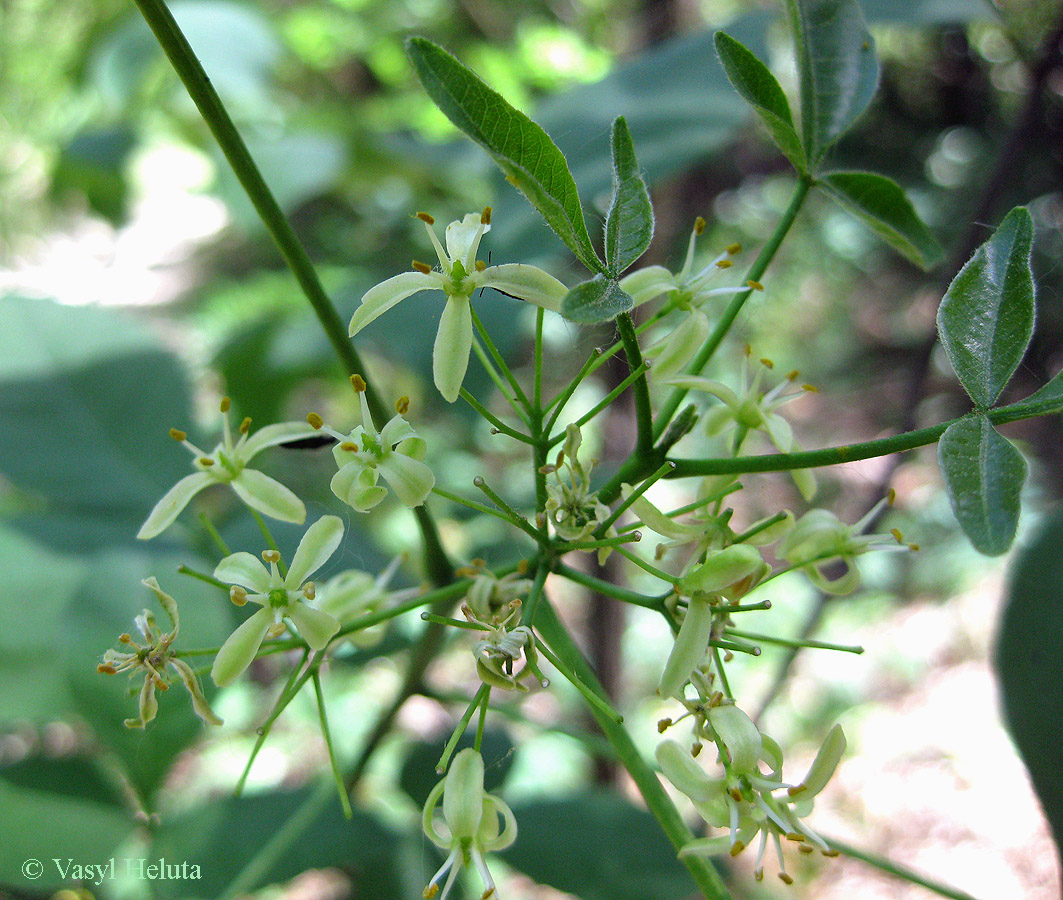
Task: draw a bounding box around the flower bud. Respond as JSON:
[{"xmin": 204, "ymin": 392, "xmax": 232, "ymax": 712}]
[
  {"xmin": 708, "ymin": 703, "xmax": 762, "ymax": 774},
  {"xmin": 442, "ymin": 748, "xmax": 487, "ymax": 840}
]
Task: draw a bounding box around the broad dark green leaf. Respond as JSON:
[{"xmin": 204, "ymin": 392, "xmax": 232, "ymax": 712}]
[
  {"xmin": 714, "ymin": 31, "xmax": 806, "ymax": 171},
  {"xmin": 406, "ymin": 37, "xmax": 604, "ymax": 274},
  {"xmin": 560, "ymin": 276, "xmax": 634, "ymax": 323},
  {"xmin": 937, "ymin": 207, "xmax": 1035, "ymax": 408},
  {"xmin": 0, "ymin": 778, "xmax": 135, "ymax": 893},
  {"xmin": 399, "ymin": 728, "xmax": 514, "ymax": 807},
  {"xmin": 938, "ymin": 415, "xmax": 1026, "ymax": 555},
  {"xmin": 502, "ymin": 791, "xmax": 695, "ymax": 900},
  {"xmin": 820, "ymin": 170, "xmax": 943, "ymax": 268},
  {"xmin": 0, "ymin": 755, "xmax": 127, "ymax": 810},
  {"xmin": 148, "ymin": 788, "xmax": 403, "ymax": 899},
  {"xmin": 997, "ymin": 508, "xmax": 1063, "ymax": 873},
  {"xmin": 604, "ymin": 117, "xmax": 654, "ymax": 275},
  {"xmin": 786, "ymin": 0, "xmax": 879, "ymax": 164}
]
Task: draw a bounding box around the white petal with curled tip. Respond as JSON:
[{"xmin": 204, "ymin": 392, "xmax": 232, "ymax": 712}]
[
  {"xmin": 137, "ymin": 472, "xmax": 213, "ymax": 539},
  {"xmin": 646, "ymin": 310, "xmax": 710, "ymax": 380},
  {"xmin": 212, "ymin": 607, "xmax": 273, "ymax": 686},
  {"xmin": 231, "ymin": 469, "xmax": 306, "ymax": 524},
  {"xmin": 170, "ymin": 657, "xmax": 224, "ymax": 725},
  {"xmin": 789, "ymin": 724, "xmax": 846, "ymax": 800},
  {"xmin": 214, "ymin": 551, "xmax": 272, "ymax": 594},
  {"xmin": 348, "ymin": 271, "xmax": 439, "ymax": 336},
  {"xmin": 663, "ymin": 375, "xmax": 739, "ymax": 407},
  {"xmin": 708, "ymin": 704, "xmax": 762, "ymax": 774},
  {"xmin": 142, "ymin": 576, "xmax": 179, "ymax": 633},
  {"xmin": 378, "ymin": 451, "xmax": 435, "ymax": 508},
  {"xmin": 480, "ymin": 264, "xmax": 567, "ymax": 312},
  {"xmin": 242, "ymin": 420, "xmax": 322, "ymax": 456},
  {"xmin": 433, "ymin": 296, "xmax": 472, "ymax": 402},
  {"xmin": 763, "ymin": 413, "xmax": 794, "ymax": 453},
  {"xmin": 444, "ymin": 213, "xmax": 486, "ymax": 263},
  {"xmin": 286, "ymin": 515, "xmax": 344, "ymax": 586},
  {"xmin": 379, "ymin": 415, "xmax": 419, "ymax": 447},
  {"xmin": 287, "ymin": 602, "xmax": 340, "ymax": 650},
  {"xmin": 619, "ymin": 265, "xmax": 677, "ymax": 305},
  {"xmin": 621, "ymin": 488, "xmax": 699, "ymax": 541}
]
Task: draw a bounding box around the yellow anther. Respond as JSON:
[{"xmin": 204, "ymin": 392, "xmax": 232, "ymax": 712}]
[
  {"xmin": 119, "ymin": 633, "xmax": 133, "ymax": 644},
  {"xmin": 340, "ymin": 441, "xmax": 357, "ymax": 452},
  {"xmin": 754, "ymin": 869, "xmax": 765, "ymax": 882},
  {"xmin": 729, "ymin": 840, "xmax": 745, "ymax": 857},
  {"xmin": 887, "ymin": 487, "xmax": 897, "ymax": 505},
  {"xmin": 778, "ymin": 872, "xmax": 794, "ymax": 885},
  {"xmin": 155, "ymin": 679, "xmax": 170, "ymax": 691},
  {"xmin": 743, "ymin": 344, "xmax": 753, "ymax": 356},
  {"xmin": 481, "ymin": 888, "xmax": 496, "ymax": 900},
  {"xmin": 350, "ymin": 374, "xmax": 367, "ymax": 392},
  {"xmin": 306, "ymin": 412, "xmax": 323, "ymax": 429},
  {"xmin": 799, "ymin": 844, "xmax": 814, "ymax": 854},
  {"xmin": 537, "ymin": 464, "xmax": 556, "ymax": 474},
  {"xmin": 423, "ymin": 884, "xmax": 439, "ymax": 899},
  {"xmin": 240, "ymin": 417, "xmax": 252, "ymax": 434},
  {"xmin": 746, "ymin": 279, "xmax": 764, "ymax": 291},
  {"xmin": 475, "ymin": 259, "xmax": 487, "ymax": 271},
  {"xmin": 169, "ymin": 428, "xmax": 187, "ymax": 442},
  {"xmin": 694, "ymin": 216, "xmax": 706, "ymax": 235},
  {"xmin": 262, "ymin": 549, "xmax": 281, "ymax": 563},
  {"xmin": 729, "ymin": 787, "xmax": 743, "ymax": 802},
  {"xmin": 220, "ymin": 397, "xmax": 231, "ymax": 413},
  {"xmin": 760, "ymin": 357, "xmax": 774, "ymax": 368},
  {"xmin": 230, "ymin": 586, "xmax": 248, "ymax": 607},
  {"xmin": 786, "ymin": 832, "xmax": 806, "ymax": 842},
  {"xmin": 802, "ymin": 383, "xmax": 818, "ymax": 393},
  {"xmin": 657, "ymin": 718, "xmax": 672, "ymax": 733},
  {"xmin": 396, "ymin": 396, "xmax": 410, "ymax": 414},
  {"xmin": 908, "ymin": 542, "xmax": 921, "ymax": 552},
  {"xmin": 481, "ymin": 206, "xmax": 492, "ymax": 225},
  {"xmin": 822, "ymin": 849, "xmax": 840, "ymax": 858},
  {"xmin": 726, "ymin": 242, "xmax": 741, "ymax": 255},
  {"xmin": 267, "ymin": 622, "xmax": 286, "ymax": 639},
  {"xmin": 412, "ymin": 260, "xmax": 432, "ymax": 275},
  {"xmin": 303, "ymin": 582, "xmax": 316, "ymax": 601},
  {"xmin": 715, "ymin": 259, "xmax": 733, "ymax": 269},
  {"xmin": 199, "ymin": 457, "xmax": 214, "ymax": 466},
  {"xmin": 890, "ymin": 528, "xmax": 904, "ymax": 544},
  {"xmin": 416, "ymin": 211, "xmax": 435, "ymax": 225},
  {"xmin": 691, "ymin": 741, "xmax": 703, "ymax": 757},
  {"xmin": 97, "ymin": 663, "xmax": 117, "ymax": 674},
  {"xmin": 786, "ymin": 369, "xmax": 800, "ymax": 381}
]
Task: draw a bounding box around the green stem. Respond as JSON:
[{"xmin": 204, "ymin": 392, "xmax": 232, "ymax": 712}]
[
  {"xmin": 197, "ymin": 512, "xmax": 230, "ymax": 557},
  {"xmin": 460, "ymin": 388, "xmax": 536, "ymax": 445},
  {"xmin": 825, "ymin": 835, "xmax": 984, "ymax": 900},
  {"xmin": 177, "ymin": 565, "xmax": 227, "ymax": 591},
  {"xmin": 725, "ymin": 628, "xmax": 864, "ymax": 654},
  {"xmin": 534, "ymin": 599, "xmax": 732, "ymax": 900},
  {"xmin": 436, "ymin": 683, "xmax": 492, "ymax": 772},
  {"xmin": 549, "ymin": 361, "xmax": 650, "ymax": 447},
  {"xmin": 532, "ymin": 635, "xmax": 623, "ymax": 723},
  {"xmin": 473, "ymin": 477, "xmax": 544, "ymax": 544},
  {"xmin": 552, "ymin": 562, "xmax": 668, "ymax": 612},
  {"xmin": 653, "ymin": 174, "xmax": 813, "ymax": 439},
  {"xmin": 520, "ymin": 559, "xmax": 550, "ymax": 627},
  {"xmin": 534, "ymin": 307, "xmax": 544, "ymax": 409},
  {"xmin": 545, "ymin": 347, "xmax": 603, "ymax": 425},
  {"xmin": 597, "ymin": 460, "xmax": 676, "ymax": 535},
  {"xmin": 311, "ymin": 670, "xmax": 353, "ymax": 819},
  {"xmin": 470, "ymin": 304, "xmax": 532, "ymax": 414},
  {"xmin": 616, "ymin": 312, "xmax": 654, "ymax": 455}
]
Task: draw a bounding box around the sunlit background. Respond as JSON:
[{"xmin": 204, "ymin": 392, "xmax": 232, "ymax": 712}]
[{"xmin": 2, "ymin": 0, "xmax": 1062, "ymax": 898}]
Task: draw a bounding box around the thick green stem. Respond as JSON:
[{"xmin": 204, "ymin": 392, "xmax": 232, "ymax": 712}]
[
  {"xmin": 534, "ymin": 599, "xmax": 732, "ymax": 900},
  {"xmin": 653, "ymin": 174, "xmax": 813, "ymax": 439},
  {"xmin": 616, "ymin": 312, "xmax": 654, "ymax": 455}
]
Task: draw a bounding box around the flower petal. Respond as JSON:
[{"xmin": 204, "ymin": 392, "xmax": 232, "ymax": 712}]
[
  {"xmin": 241, "ymin": 421, "xmax": 321, "ymax": 457},
  {"xmin": 287, "ymin": 515, "xmax": 344, "ymax": 587},
  {"xmin": 330, "ymin": 464, "xmax": 386, "ymax": 512},
  {"xmin": 379, "ymin": 414, "xmax": 418, "ymax": 447},
  {"xmin": 480, "ymin": 264, "xmax": 568, "ymax": 312},
  {"xmin": 645, "ymin": 310, "xmax": 710, "ymax": 380},
  {"xmin": 662, "ymin": 376, "xmax": 739, "ymax": 407},
  {"xmin": 287, "ymin": 601, "xmax": 340, "ymax": 650},
  {"xmin": 137, "ymin": 472, "xmax": 213, "ymax": 539},
  {"xmin": 377, "ymin": 451, "xmax": 435, "ymax": 508},
  {"xmin": 169, "ymin": 657, "xmax": 224, "ymax": 726},
  {"xmin": 231, "ymin": 469, "xmax": 306, "ymax": 524},
  {"xmin": 211, "ymin": 607, "xmax": 273, "ymax": 686},
  {"xmin": 348, "ymin": 271, "xmax": 438, "ymax": 336},
  {"xmin": 214, "ymin": 552, "xmax": 273, "ymax": 594},
  {"xmin": 433, "ymin": 296, "xmax": 472, "ymax": 402},
  {"xmin": 619, "ymin": 265, "xmax": 677, "ymax": 306},
  {"xmin": 445, "ymin": 213, "xmax": 487, "ymax": 264}
]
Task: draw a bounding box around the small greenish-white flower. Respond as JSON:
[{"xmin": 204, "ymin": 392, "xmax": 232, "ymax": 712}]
[
  {"xmin": 349, "ymin": 209, "xmax": 568, "ymax": 402},
  {"xmin": 315, "ymin": 554, "xmax": 414, "ymax": 648},
  {"xmin": 656, "ymin": 709, "xmax": 846, "ymax": 885},
  {"xmin": 459, "ymin": 559, "xmax": 534, "ymax": 623},
  {"xmin": 308, "ymin": 376, "xmax": 435, "ymax": 513},
  {"xmin": 422, "ymin": 748, "xmax": 518, "ymax": 900},
  {"xmin": 459, "ymin": 596, "xmax": 547, "ymax": 693},
  {"xmin": 619, "ymin": 219, "xmax": 755, "ymax": 379},
  {"xmin": 139, "ymin": 397, "xmax": 316, "ymax": 540},
  {"xmin": 211, "ymin": 515, "xmax": 343, "ymax": 686},
  {"xmin": 665, "ymin": 348, "xmax": 817, "ymax": 500},
  {"xmin": 97, "ymin": 577, "xmax": 222, "ymax": 728},
  {"xmin": 544, "ymin": 425, "xmax": 615, "ymax": 561},
  {"xmin": 777, "ymin": 493, "xmax": 915, "ymax": 594}
]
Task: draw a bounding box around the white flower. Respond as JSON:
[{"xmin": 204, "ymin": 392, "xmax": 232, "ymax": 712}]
[
  {"xmin": 97, "ymin": 577, "xmax": 222, "ymax": 728},
  {"xmin": 422, "ymin": 748, "xmax": 518, "ymax": 900},
  {"xmin": 309, "ymin": 377, "xmax": 435, "ymax": 513},
  {"xmin": 348, "ymin": 209, "xmax": 568, "ymax": 401},
  {"xmin": 618, "ymin": 219, "xmax": 753, "ymax": 379},
  {"xmin": 138, "ymin": 397, "xmax": 316, "ymax": 539},
  {"xmin": 314, "ymin": 554, "xmax": 412, "ymax": 648},
  {"xmin": 211, "ymin": 515, "xmax": 343, "ymax": 686},
  {"xmin": 544, "ymin": 425, "xmax": 615, "ymax": 561},
  {"xmin": 665, "ymin": 348, "xmax": 817, "ymax": 500}
]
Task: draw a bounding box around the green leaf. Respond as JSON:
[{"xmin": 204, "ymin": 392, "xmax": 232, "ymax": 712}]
[
  {"xmin": 937, "ymin": 207, "xmax": 1035, "ymax": 408},
  {"xmin": 714, "ymin": 31, "xmax": 806, "ymax": 171},
  {"xmin": 997, "ymin": 508, "xmax": 1063, "ymax": 873},
  {"xmin": 604, "ymin": 117, "xmax": 654, "ymax": 275},
  {"xmin": 560, "ymin": 275, "xmax": 635, "ymax": 323},
  {"xmin": 820, "ymin": 170, "xmax": 943, "ymax": 268},
  {"xmin": 938, "ymin": 415, "xmax": 1026, "ymax": 556},
  {"xmin": 502, "ymin": 791, "xmax": 694, "ymax": 900},
  {"xmin": 406, "ymin": 37, "xmax": 604, "ymax": 274},
  {"xmin": 1009, "ymin": 368, "xmax": 1063, "ymax": 419},
  {"xmin": 786, "ymin": 0, "xmax": 879, "ymax": 164},
  {"xmin": 148, "ymin": 788, "xmax": 403, "ymax": 899}
]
